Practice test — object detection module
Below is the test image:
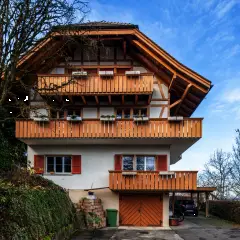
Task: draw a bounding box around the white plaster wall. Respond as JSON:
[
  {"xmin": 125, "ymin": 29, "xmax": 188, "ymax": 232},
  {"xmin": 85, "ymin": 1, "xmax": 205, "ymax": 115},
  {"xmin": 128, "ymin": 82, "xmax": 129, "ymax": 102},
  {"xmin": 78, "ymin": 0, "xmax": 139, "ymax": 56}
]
[
  {"xmin": 100, "ymin": 107, "xmax": 114, "ymax": 116},
  {"xmin": 28, "ymin": 145, "xmax": 170, "ymax": 190},
  {"xmin": 163, "ymin": 193, "xmax": 170, "ymax": 227},
  {"xmin": 150, "ymin": 106, "xmax": 161, "ymax": 118},
  {"xmin": 162, "ymin": 107, "xmax": 168, "ymax": 118},
  {"xmin": 50, "ymin": 68, "xmax": 64, "ymax": 74},
  {"xmin": 83, "ymin": 108, "xmax": 97, "ymax": 119},
  {"xmin": 162, "ymin": 84, "xmax": 168, "ymax": 98},
  {"xmin": 152, "ymin": 84, "xmax": 162, "ymax": 99},
  {"xmin": 132, "ymin": 66, "xmax": 148, "ymax": 73}
]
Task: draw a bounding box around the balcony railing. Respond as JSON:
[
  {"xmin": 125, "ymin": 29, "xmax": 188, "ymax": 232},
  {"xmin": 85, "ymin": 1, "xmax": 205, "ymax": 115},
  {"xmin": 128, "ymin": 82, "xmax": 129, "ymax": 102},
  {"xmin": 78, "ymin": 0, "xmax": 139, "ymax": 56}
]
[
  {"xmin": 15, "ymin": 119, "xmax": 202, "ymax": 139},
  {"xmin": 37, "ymin": 73, "xmax": 153, "ymax": 95},
  {"xmin": 109, "ymin": 171, "xmax": 198, "ymax": 191}
]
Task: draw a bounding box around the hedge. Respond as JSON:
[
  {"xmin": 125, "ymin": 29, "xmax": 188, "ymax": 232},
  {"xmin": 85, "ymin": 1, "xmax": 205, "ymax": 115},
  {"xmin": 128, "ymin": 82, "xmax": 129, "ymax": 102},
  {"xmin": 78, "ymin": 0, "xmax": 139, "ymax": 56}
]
[
  {"xmin": 209, "ymin": 200, "xmax": 240, "ymax": 224},
  {"xmin": 0, "ymin": 169, "xmax": 85, "ymax": 240}
]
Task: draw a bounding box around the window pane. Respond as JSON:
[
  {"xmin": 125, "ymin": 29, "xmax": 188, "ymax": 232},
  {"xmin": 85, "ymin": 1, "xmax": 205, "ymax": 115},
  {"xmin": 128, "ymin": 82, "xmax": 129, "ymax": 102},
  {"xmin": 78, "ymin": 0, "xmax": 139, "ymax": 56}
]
[
  {"xmin": 47, "ymin": 164, "xmax": 54, "ymax": 172},
  {"xmin": 47, "ymin": 157, "xmax": 54, "ymax": 165},
  {"xmin": 64, "ymin": 157, "xmax": 71, "ymax": 173},
  {"xmin": 146, "ymin": 157, "xmax": 155, "ymax": 171},
  {"xmin": 116, "ymin": 109, "xmax": 122, "ymax": 119},
  {"xmin": 56, "ymin": 157, "xmax": 63, "ymax": 173},
  {"xmin": 123, "ymin": 156, "xmax": 133, "ymax": 170},
  {"xmin": 64, "ymin": 164, "xmax": 71, "ymax": 173},
  {"xmin": 64, "ymin": 157, "xmax": 71, "ymax": 165},
  {"xmin": 124, "ymin": 109, "xmax": 130, "ymax": 119},
  {"xmin": 136, "ymin": 156, "xmax": 145, "ymax": 170}
]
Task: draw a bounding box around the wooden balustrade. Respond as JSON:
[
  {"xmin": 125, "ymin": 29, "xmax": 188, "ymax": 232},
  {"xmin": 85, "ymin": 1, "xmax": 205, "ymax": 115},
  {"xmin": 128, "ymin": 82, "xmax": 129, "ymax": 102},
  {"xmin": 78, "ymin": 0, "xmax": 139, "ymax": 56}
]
[
  {"xmin": 15, "ymin": 119, "xmax": 202, "ymax": 139},
  {"xmin": 109, "ymin": 171, "xmax": 198, "ymax": 191},
  {"xmin": 37, "ymin": 73, "xmax": 153, "ymax": 95}
]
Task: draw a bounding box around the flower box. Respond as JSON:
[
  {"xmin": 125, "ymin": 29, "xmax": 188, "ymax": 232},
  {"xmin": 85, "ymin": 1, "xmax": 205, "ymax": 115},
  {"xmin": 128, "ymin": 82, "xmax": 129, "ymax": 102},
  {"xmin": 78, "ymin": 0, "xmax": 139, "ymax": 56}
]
[
  {"xmin": 125, "ymin": 70, "xmax": 140, "ymax": 76},
  {"xmin": 133, "ymin": 116, "xmax": 149, "ymax": 122},
  {"xmin": 100, "ymin": 116, "xmax": 116, "ymax": 122},
  {"xmin": 99, "ymin": 71, "xmax": 114, "ymax": 77},
  {"xmin": 66, "ymin": 116, "xmax": 82, "ymax": 122},
  {"xmin": 122, "ymin": 172, "xmax": 137, "ymax": 176},
  {"xmin": 33, "ymin": 117, "xmax": 49, "ymax": 122},
  {"xmin": 168, "ymin": 116, "xmax": 183, "ymax": 121},
  {"xmin": 72, "ymin": 71, "xmax": 88, "ymax": 77}
]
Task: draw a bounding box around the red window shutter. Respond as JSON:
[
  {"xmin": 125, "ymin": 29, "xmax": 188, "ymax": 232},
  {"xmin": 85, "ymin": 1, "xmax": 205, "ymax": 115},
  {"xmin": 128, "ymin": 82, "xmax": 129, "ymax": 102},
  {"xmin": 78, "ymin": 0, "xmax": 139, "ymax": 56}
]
[
  {"xmin": 34, "ymin": 155, "xmax": 44, "ymax": 174},
  {"xmin": 156, "ymin": 155, "xmax": 168, "ymax": 171},
  {"xmin": 72, "ymin": 155, "xmax": 81, "ymax": 174},
  {"xmin": 114, "ymin": 155, "xmax": 122, "ymax": 170}
]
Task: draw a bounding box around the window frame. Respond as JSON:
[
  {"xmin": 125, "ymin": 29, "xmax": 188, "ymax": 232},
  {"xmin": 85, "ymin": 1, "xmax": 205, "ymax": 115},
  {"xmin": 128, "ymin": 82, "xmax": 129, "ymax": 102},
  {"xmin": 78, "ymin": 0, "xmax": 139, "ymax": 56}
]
[
  {"xmin": 122, "ymin": 155, "xmax": 155, "ymax": 171},
  {"xmin": 45, "ymin": 156, "xmax": 72, "ymax": 174},
  {"xmin": 116, "ymin": 107, "xmax": 149, "ymax": 119}
]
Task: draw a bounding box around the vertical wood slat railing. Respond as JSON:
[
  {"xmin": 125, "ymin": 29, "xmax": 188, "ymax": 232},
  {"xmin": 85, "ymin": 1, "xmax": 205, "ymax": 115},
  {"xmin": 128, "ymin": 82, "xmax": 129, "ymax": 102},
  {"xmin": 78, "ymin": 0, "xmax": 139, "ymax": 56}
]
[
  {"xmin": 109, "ymin": 171, "xmax": 198, "ymax": 191},
  {"xmin": 15, "ymin": 119, "xmax": 202, "ymax": 139},
  {"xmin": 37, "ymin": 73, "xmax": 154, "ymax": 95}
]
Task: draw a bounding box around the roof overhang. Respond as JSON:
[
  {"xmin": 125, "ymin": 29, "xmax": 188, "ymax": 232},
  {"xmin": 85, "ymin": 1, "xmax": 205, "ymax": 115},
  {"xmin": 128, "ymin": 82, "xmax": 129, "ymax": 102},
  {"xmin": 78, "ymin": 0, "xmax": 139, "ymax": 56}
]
[{"xmin": 17, "ymin": 23, "xmax": 212, "ymax": 116}]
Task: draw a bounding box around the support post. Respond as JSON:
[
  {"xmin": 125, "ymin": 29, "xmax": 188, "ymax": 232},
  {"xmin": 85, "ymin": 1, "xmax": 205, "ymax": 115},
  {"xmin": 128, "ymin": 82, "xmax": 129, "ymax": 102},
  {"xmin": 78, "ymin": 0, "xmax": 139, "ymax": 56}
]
[
  {"xmin": 197, "ymin": 192, "xmax": 200, "ymax": 210},
  {"xmin": 205, "ymin": 192, "xmax": 209, "ymax": 218},
  {"xmin": 191, "ymin": 192, "xmax": 193, "ymax": 200},
  {"xmin": 172, "ymin": 192, "xmax": 175, "ymax": 216}
]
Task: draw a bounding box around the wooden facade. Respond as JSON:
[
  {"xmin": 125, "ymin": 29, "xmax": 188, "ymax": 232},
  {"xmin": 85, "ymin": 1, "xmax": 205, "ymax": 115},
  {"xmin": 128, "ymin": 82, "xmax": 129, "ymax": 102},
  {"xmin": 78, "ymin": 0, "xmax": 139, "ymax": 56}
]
[
  {"xmin": 15, "ymin": 118, "xmax": 202, "ymax": 139},
  {"xmin": 109, "ymin": 171, "xmax": 197, "ymax": 191},
  {"xmin": 38, "ymin": 73, "xmax": 153, "ymax": 95}
]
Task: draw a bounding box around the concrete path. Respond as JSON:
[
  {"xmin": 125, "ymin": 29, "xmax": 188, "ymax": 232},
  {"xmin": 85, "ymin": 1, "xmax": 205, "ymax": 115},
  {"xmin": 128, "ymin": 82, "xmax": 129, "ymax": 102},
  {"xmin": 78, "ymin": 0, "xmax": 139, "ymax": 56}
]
[
  {"xmin": 173, "ymin": 215, "xmax": 240, "ymax": 240},
  {"xmin": 72, "ymin": 215, "xmax": 240, "ymax": 240}
]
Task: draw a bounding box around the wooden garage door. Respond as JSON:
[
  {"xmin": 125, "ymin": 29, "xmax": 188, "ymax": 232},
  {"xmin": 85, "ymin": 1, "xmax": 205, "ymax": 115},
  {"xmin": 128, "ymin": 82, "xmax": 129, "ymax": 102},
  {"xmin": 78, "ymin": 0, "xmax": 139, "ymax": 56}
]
[{"xmin": 119, "ymin": 194, "xmax": 163, "ymax": 226}]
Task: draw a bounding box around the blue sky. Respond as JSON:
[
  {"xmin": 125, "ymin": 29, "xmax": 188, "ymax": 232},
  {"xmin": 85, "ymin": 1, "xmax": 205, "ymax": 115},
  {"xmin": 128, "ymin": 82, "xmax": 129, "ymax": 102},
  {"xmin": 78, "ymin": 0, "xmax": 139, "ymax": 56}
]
[{"xmin": 87, "ymin": 0, "xmax": 240, "ymax": 171}]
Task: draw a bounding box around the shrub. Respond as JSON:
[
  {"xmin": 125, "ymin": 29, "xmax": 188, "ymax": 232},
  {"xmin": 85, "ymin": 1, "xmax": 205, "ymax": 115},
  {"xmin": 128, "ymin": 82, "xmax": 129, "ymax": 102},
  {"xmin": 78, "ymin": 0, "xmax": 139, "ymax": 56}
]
[
  {"xmin": 209, "ymin": 200, "xmax": 240, "ymax": 224},
  {"xmin": 0, "ymin": 169, "xmax": 84, "ymax": 239}
]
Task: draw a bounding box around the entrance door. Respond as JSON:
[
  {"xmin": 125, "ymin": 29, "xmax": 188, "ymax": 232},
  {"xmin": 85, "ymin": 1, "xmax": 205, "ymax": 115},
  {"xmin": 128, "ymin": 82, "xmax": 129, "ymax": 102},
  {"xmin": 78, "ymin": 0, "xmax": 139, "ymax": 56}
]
[{"xmin": 119, "ymin": 194, "xmax": 163, "ymax": 226}]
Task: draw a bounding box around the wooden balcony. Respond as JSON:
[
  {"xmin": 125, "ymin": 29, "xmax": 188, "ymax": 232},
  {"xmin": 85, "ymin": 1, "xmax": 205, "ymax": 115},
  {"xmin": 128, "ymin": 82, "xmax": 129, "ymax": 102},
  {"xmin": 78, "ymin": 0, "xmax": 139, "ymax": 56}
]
[
  {"xmin": 37, "ymin": 73, "xmax": 153, "ymax": 95},
  {"xmin": 15, "ymin": 118, "xmax": 202, "ymax": 139},
  {"xmin": 109, "ymin": 171, "xmax": 198, "ymax": 191}
]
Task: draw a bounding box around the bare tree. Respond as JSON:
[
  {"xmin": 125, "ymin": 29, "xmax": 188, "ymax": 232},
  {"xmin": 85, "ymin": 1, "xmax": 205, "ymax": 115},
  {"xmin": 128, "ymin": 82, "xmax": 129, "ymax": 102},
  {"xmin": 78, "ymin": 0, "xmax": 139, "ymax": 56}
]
[
  {"xmin": 198, "ymin": 149, "xmax": 233, "ymax": 199},
  {"xmin": 231, "ymin": 129, "xmax": 240, "ymax": 198},
  {"xmin": 0, "ymin": 0, "xmax": 89, "ymax": 112}
]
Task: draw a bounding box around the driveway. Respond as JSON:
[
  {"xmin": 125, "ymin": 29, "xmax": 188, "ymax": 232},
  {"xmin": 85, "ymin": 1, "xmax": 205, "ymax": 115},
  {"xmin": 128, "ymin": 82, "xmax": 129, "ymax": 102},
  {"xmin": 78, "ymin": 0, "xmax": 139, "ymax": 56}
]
[{"xmin": 72, "ymin": 215, "xmax": 240, "ymax": 240}]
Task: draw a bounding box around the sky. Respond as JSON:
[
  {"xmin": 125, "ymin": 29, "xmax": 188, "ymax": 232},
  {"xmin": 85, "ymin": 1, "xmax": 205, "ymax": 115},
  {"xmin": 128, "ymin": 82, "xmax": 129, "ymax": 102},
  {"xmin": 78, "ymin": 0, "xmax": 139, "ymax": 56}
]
[{"xmin": 86, "ymin": 0, "xmax": 240, "ymax": 171}]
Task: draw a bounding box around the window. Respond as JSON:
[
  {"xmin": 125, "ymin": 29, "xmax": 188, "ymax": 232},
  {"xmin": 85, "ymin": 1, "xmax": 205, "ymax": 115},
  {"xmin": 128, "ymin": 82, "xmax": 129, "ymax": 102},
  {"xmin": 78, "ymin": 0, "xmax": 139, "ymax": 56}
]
[
  {"xmin": 122, "ymin": 155, "xmax": 155, "ymax": 171},
  {"xmin": 137, "ymin": 156, "xmax": 155, "ymax": 171},
  {"xmin": 133, "ymin": 108, "xmax": 148, "ymax": 118},
  {"xmin": 116, "ymin": 109, "xmax": 131, "ymax": 119},
  {"xmin": 122, "ymin": 156, "xmax": 134, "ymax": 170},
  {"xmin": 46, "ymin": 156, "xmax": 71, "ymax": 173}
]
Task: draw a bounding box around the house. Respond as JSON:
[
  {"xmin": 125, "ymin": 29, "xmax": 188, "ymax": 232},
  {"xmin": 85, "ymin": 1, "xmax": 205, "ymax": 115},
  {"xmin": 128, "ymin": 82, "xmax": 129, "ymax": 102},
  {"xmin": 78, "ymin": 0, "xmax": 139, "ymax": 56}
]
[{"xmin": 15, "ymin": 21, "xmax": 212, "ymax": 227}]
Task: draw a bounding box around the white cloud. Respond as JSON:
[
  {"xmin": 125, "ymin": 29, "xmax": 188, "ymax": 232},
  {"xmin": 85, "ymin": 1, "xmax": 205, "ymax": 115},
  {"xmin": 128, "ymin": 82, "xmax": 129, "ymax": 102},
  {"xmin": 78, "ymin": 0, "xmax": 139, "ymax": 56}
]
[
  {"xmin": 215, "ymin": 0, "xmax": 238, "ymax": 18},
  {"xmin": 223, "ymin": 88, "xmax": 240, "ymax": 103}
]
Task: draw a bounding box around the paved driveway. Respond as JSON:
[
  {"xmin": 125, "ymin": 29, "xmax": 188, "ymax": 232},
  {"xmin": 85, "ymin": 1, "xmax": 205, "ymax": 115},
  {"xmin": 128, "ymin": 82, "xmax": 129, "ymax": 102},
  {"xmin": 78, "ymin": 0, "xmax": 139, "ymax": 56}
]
[{"xmin": 72, "ymin": 215, "xmax": 240, "ymax": 240}]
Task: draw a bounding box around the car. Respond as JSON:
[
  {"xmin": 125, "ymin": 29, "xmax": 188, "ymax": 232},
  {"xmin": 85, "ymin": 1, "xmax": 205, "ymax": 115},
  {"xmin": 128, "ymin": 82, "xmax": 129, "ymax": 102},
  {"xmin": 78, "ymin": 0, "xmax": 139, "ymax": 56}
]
[{"xmin": 176, "ymin": 200, "xmax": 198, "ymax": 216}]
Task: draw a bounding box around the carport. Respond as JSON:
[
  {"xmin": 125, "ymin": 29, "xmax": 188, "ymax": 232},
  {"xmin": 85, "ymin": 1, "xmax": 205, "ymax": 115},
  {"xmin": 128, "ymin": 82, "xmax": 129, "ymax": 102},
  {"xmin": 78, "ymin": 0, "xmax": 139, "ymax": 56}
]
[{"xmin": 171, "ymin": 187, "xmax": 216, "ymax": 217}]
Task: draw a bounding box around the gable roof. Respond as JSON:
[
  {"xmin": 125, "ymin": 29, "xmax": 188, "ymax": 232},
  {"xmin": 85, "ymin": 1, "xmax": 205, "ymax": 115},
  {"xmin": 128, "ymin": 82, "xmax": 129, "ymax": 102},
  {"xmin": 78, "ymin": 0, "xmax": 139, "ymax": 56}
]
[
  {"xmin": 17, "ymin": 21, "xmax": 212, "ymax": 117},
  {"xmin": 52, "ymin": 20, "xmax": 139, "ymax": 30}
]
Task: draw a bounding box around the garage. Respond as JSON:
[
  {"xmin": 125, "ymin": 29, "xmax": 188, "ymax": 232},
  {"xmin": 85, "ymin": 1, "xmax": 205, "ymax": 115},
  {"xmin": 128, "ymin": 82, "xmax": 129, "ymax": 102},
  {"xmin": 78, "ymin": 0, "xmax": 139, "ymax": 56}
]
[{"xmin": 119, "ymin": 194, "xmax": 163, "ymax": 226}]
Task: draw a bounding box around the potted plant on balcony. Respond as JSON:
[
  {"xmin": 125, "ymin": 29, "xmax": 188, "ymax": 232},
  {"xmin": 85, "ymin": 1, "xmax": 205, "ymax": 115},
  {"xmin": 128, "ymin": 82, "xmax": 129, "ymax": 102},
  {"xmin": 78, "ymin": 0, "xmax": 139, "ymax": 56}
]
[
  {"xmin": 100, "ymin": 115, "xmax": 116, "ymax": 122},
  {"xmin": 133, "ymin": 114, "xmax": 149, "ymax": 122},
  {"xmin": 66, "ymin": 114, "xmax": 82, "ymax": 122},
  {"xmin": 33, "ymin": 114, "xmax": 49, "ymax": 122}
]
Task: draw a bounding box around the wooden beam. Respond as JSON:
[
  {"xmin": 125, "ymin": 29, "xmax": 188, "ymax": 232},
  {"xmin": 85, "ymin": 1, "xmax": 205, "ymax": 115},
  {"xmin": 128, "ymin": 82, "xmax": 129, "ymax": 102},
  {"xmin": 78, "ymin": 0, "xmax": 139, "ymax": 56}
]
[
  {"xmin": 123, "ymin": 40, "xmax": 127, "ymax": 59},
  {"xmin": 122, "ymin": 95, "xmax": 124, "ymax": 105},
  {"xmin": 95, "ymin": 96, "xmax": 99, "ymax": 105},
  {"xmin": 172, "ymin": 192, "xmax": 175, "ymax": 216},
  {"xmin": 170, "ymin": 99, "xmax": 182, "ymax": 109},
  {"xmin": 108, "ymin": 95, "xmax": 112, "ymax": 104},
  {"xmin": 174, "ymin": 84, "xmax": 192, "ymax": 115},
  {"xmin": 132, "ymin": 39, "xmax": 208, "ymax": 93},
  {"xmin": 81, "ymin": 96, "xmax": 86, "ymax": 105},
  {"xmin": 147, "ymin": 95, "xmax": 152, "ymax": 105},
  {"xmin": 68, "ymin": 96, "xmax": 73, "ymax": 104},
  {"xmin": 135, "ymin": 95, "xmax": 138, "ymax": 104},
  {"xmin": 205, "ymin": 192, "xmax": 209, "ymax": 218},
  {"xmin": 169, "ymin": 74, "xmax": 176, "ymax": 91},
  {"xmin": 129, "ymin": 50, "xmax": 171, "ymax": 85}
]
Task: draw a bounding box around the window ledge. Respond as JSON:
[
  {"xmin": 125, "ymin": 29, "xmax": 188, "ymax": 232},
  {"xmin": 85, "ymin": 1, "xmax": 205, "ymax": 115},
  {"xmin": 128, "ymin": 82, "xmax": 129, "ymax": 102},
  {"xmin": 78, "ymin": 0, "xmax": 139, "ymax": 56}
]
[
  {"xmin": 44, "ymin": 173, "xmax": 73, "ymax": 176},
  {"xmin": 159, "ymin": 171, "xmax": 175, "ymax": 176},
  {"xmin": 122, "ymin": 171, "xmax": 137, "ymax": 176}
]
